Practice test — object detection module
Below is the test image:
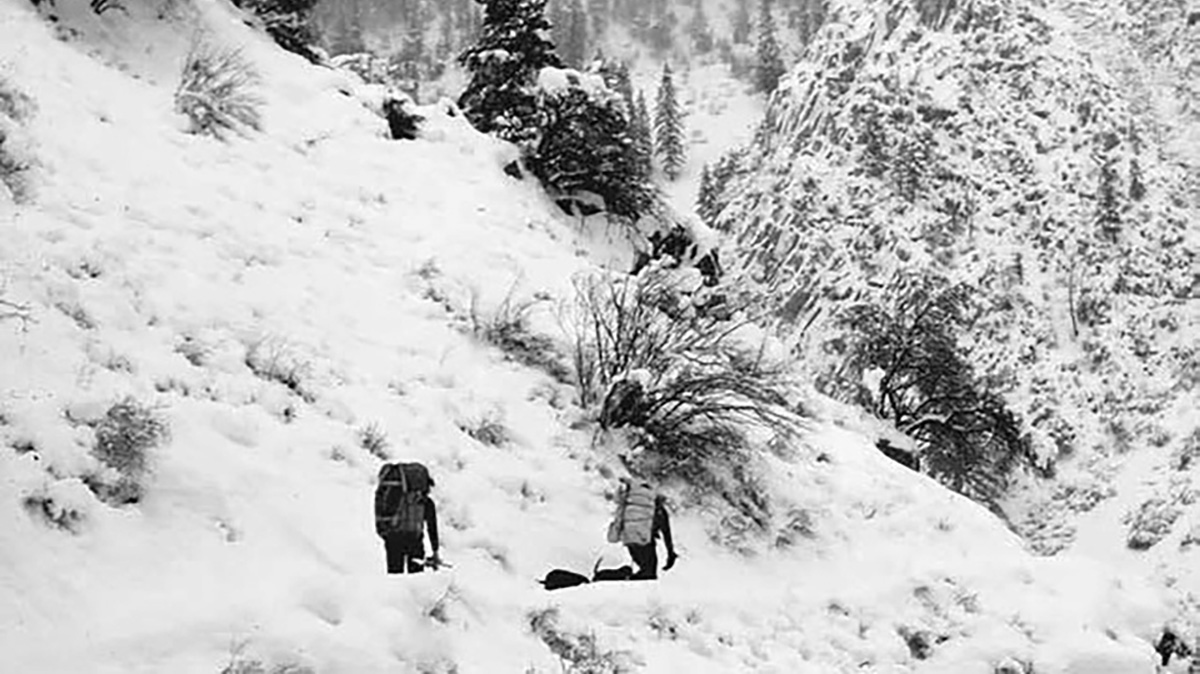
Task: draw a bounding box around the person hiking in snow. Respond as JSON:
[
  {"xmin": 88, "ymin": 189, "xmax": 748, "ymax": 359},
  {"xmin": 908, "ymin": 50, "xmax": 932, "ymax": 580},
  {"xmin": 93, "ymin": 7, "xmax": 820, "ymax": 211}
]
[
  {"xmin": 604, "ymin": 477, "xmax": 677, "ymax": 580},
  {"xmin": 375, "ymin": 462, "xmax": 441, "ymax": 574}
]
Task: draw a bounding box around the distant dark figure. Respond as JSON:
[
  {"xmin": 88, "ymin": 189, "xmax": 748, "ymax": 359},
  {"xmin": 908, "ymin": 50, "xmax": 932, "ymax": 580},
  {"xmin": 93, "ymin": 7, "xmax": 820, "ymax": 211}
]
[
  {"xmin": 383, "ymin": 97, "xmax": 423, "ymax": 141},
  {"xmin": 603, "ymin": 478, "xmax": 677, "ymax": 580},
  {"xmin": 375, "ymin": 462, "xmax": 440, "ymax": 574},
  {"xmin": 1188, "ymin": 11, "xmax": 1199, "ymax": 26},
  {"xmin": 1156, "ymin": 628, "xmax": 1192, "ymax": 666},
  {"xmin": 877, "ymin": 438, "xmax": 920, "ymax": 471}
]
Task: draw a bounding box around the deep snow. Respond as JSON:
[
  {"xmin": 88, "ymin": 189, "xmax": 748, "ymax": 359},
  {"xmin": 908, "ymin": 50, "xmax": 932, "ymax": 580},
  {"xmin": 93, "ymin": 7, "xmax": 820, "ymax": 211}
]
[{"xmin": 0, "ymin": 1, "xmax": 1187, "ymax": 672}]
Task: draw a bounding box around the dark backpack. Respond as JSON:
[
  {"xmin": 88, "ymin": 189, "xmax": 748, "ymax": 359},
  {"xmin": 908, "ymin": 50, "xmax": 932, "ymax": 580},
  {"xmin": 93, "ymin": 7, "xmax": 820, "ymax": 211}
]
[
  {"xmin": 539, "ymin": 569, "xmax": 591, "ymax": 591},
  {"xmin": 375, "ymin": 462, "xmax": 431, "ymax": 537}
]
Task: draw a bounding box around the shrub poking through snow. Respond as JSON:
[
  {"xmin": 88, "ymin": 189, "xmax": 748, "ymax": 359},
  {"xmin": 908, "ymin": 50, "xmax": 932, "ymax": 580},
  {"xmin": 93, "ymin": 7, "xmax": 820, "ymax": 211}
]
[
  {"xmin": 245, "ymin": 338, "xmax": 314, "ymax": 402},
  {"xmin": 357, "ymin": 421, "xmax": 389, "ymax": 459},
  {"xmin": 23, "ymin": 490, "xmax": 86, "ymax": 533},
  {"xmin": 569, "ymin": 265, "xmax": 800, "ymax": 521},
  {"xmin": 219, "ymin": 641, "xmax": 315, "ymax": 674},
  {"xmin": 175, "ymin": 39, "xmax": 264, "ymax": 140},
  {"xmin": 459, "ymin": 410, "xmax": 509, "ymax": 447},
  {"xmin": 469, "ymin": 284, "xmax": 570, "ymax": 383},
  {"xmin": 87, "ymin": 397, "xmax": 170, "ymax": 505},
  {"xmin": 528, "ymin": 607, "xmax": 638, "ymax": 674},
  {"xmin": 0, "ymin": 74, "xmax": 34, "ymax": 203},
  {"xmin": 1124, "ymin": 496, "xmax": 1182, "ymax": 550}
]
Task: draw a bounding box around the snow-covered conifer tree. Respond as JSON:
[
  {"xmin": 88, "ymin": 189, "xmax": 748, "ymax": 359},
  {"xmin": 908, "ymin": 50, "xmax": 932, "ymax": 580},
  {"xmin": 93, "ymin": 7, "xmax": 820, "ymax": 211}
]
[
  {"xmin": 633, "ymin": 90, "xmax": 654, "ymax": 180},
  {"xmin": 754, "ymin": 0, "xmax": 786, "ymax": 95},
  {"xmin": 696, "ymin": 163, "xmax": 717, "ymax": 227},
  {"xmin": 653, "ymin": 62, "xmax": 685, "ymax": 181},
  {"xmin": 458, "ymin": 0, "xmax": 563, "ymax": 147},
  {"xmin": 561, "ymin": 0, "xmax": 588, "ymax": 68}
]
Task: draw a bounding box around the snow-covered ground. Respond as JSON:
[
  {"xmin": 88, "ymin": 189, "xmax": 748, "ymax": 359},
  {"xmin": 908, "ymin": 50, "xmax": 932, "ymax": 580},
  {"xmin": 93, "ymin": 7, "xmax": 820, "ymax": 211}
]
[{"xmin": 0, "ymin": 1, "xmax": 1188, "ymax": 672}]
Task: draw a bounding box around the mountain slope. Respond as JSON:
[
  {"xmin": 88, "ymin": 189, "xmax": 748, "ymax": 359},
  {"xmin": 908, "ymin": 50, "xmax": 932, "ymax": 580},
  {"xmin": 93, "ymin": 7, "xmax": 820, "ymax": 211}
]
[{"xmin": 0, "ymin": 1, "xmax": 1185, "ymax": 672}]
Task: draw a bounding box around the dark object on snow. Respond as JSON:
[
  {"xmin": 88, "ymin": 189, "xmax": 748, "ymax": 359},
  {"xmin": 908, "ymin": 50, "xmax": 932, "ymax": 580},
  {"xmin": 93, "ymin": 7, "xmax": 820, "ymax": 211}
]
[
  {"xmin": 502, "ymin": 161, "xmax": 523, "ymax": 179},
  {"xmin": 1188, "ymin": 11, "xmax": 1199, "ymax": 26},
  {"xmin": 540, "ymin": 569, "xmax": 591, "ymax": 590},
  {"xmin": 877, "ymin": 438, "xmax": 919, "ymax": 471},
  {"xmin": 375, "ymin": 462, "xmax": 440, "ymax": 574},
  {"xmin": 1155, "ymin": 628, "xmax": 1192, "ymax": 666},
  {"xmin": 599, "ymin": 378, "xmax": 647, "ymax": 430},
  {"xmin": 383, "ymin": 97, "xmax": 423, "ymax": 140},
  {"xmin": 592, "ymin": 564, "xmax": 633, "ymax": 581},
  {"xmin": 606, "ymin": 479, "xmax": 677, "ymax": 580},
  {"xmin": 631, "ymin": 226, "xmax": 722, "ymax": 286}
]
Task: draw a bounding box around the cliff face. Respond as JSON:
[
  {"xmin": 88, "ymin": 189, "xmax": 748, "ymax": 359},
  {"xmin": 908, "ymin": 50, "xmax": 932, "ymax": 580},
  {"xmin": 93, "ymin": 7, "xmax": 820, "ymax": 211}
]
[{"xmin": 715, "ymin": 0, "xmax": 1198, "ymax": 486}]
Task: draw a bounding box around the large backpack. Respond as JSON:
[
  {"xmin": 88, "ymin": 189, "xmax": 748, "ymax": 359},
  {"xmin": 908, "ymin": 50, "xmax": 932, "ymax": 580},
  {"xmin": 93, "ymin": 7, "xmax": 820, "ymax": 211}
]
[
  {"xmin": 375, "ymin": 462, "xmax": 431, "ymax": 537},
  {"xmin": 607, "ymin": 481, "xmax": 656, "ymax": 546}
]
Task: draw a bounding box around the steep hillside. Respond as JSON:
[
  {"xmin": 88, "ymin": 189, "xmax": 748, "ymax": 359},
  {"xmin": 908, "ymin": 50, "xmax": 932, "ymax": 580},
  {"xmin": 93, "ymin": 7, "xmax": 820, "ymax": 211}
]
[
  {"xmin": 712, "ymin": 0, "xmax": 1200, "ymax": 634},
  {"xmin": 0, "ymin": 0, "xmax": 1189, "ymax": 672}
]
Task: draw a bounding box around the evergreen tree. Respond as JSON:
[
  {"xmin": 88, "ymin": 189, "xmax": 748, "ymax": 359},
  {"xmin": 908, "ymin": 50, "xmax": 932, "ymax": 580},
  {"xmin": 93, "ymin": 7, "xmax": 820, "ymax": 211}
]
[
  {"xmin": 696, "ymin": 163, "xmax": 718, "ymax": 227},
  {"xmin": 633, "ymin": 90, "xmax": 654, "ymax": 180},
  {"xmin": 1096, "ymin": 155, "xmax": 1122, "ymax": 243},
  {"xmin": 797, "ymin": 0, "xmax": 829, "ymax": 46},
  {"xmin": 561, "ymin": 0, "xmax": 588, "ymax": 68},
  {"xmin": 587, "ymin": 0, "xmax": 609, "ymax": 39},
  {"xmin": 688, "ymin": 1, "xmax": 714, "ymax": 54},
  {"xmin": 647, "ymin": 8, "xmax": 678, "ymax": 56},
  {"xmin": 597, "ymin": 59, "xmax": 635, "ymax": 115},
  {"xmin": 654, "ymin": 62, "xmax": 685, "ymax": 180},
  {"xmin": 731, "ymin": 0, "xmax": 752, "ymax": 44},
  {"xmin": 754, "ymin": 0, "xmax": 786, "ymax": 95},
  {"xmin": 233, "ymin": 0, "xmax": 321, "ymax": 62},
  {"xmin": 458, "ymin": 0, "xmax": 563, "ymax": 147}
]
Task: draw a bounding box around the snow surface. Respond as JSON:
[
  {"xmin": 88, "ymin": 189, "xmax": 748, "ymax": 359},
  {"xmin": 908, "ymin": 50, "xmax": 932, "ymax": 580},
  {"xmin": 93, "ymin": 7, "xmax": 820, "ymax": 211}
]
[{"xmin": 0, "ymin": 0, "xmax": 1185, "ymax": 672}]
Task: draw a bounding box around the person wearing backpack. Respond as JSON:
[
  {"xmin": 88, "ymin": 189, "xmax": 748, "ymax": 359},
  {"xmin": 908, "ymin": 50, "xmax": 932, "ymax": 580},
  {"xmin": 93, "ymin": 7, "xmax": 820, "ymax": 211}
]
[
  {"xmin": 606, "ymin": 477, "xmax": 677, "ymax": 580},
  {"xmin": 375, "ymin": 462, "xmax": 441, "ymax": 574}
]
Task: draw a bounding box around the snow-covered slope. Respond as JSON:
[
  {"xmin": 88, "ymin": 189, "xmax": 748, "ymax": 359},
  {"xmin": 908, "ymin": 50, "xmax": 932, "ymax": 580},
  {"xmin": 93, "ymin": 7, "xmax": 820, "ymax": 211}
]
[
  {"xmin": 0, "ymin": 1, "xmax": 1186, "ymax": 672},
  {"xmin": 710, "ymin": 0, "xmax": 1200, "ymax": 649}
]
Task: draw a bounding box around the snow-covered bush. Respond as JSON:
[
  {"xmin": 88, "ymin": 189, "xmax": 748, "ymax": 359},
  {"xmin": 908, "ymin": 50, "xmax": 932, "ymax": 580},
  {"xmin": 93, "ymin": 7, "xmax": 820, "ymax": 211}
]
[
  {"xmin": 526, "ymin": 68, "xmax": 659, "ymax": 222},
  {"xmin": 22, "ymin": 487, "xmax": 87, "ymax": 533},
  {"xmin": 86, "ymin": 397, "xmax": 170, "ymax": 505},
  {"xmin": 1124, "ymin": 497, "xmax": 1181, "ymax": 550},
  {"xmin": 832, "ymin": 274, "xmax": 1031, "ymax": 507},
  {"xmin": 1171, "ymin": 428, "xmax": 1200, "ymax": 471},
  {"xmin": 0, "ymin": 74, "xmax": 34, "ymax": 203},
  {"xmin": 230, "ymin": 0, "xmax": 320, "ymax": 63},
  {"xmin": 175, "ymin": 39, "xmax": 264, "ymax": 140},
  {"xmin": 528, "ymin": 607, "xmax": 638, "ymax": 674},
  {"xmin": 569, "ymin": 266, "xmax": 799, "ymax": 521},
  {"xmin": 459, "ymin": 411, "xmax": 509, "ymax": 448}
]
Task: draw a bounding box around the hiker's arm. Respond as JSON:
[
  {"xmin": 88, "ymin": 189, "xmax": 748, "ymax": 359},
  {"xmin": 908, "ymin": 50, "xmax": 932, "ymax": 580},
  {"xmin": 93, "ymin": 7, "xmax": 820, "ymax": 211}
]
[
  {"xmin": 657, "ymin": 499, "xmax": 674, "ymax": 554},
  {"xmin": 425, "ymin": 496, "xmax": 440, "ymax": 555}
]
